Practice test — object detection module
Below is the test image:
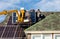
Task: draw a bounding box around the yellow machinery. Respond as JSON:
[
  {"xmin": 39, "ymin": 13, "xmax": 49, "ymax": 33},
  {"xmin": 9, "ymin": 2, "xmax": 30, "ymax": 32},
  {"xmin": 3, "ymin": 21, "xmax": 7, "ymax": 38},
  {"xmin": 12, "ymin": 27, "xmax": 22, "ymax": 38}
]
[{"xmin": 0, "ymin": 9, "xmax": 25, "ymax": 23}]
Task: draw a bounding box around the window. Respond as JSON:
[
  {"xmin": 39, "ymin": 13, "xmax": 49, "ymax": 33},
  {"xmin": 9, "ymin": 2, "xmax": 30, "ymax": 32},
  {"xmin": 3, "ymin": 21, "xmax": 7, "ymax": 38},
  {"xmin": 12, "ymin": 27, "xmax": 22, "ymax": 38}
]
[
  {"xmin": 34, "ymin": 36, "xmax": 41, "ymax": 39},
  {"xmin": 43, "ymin": 34, "xmax": 52, "ymax": 39},
  {"xmin": 12, "ymin": 12, "xmax": 16, "ymax": 23},
  {"xmin": 31, "ymin": 34, "xmax": 52, "ymax": 39},
  {"xmin": 54, "ymin": 34, "xmax": 60, "ymax": 39},
  {"xmin": 31, "ymin": 34, "xmax": 42, "ymax": 39}
]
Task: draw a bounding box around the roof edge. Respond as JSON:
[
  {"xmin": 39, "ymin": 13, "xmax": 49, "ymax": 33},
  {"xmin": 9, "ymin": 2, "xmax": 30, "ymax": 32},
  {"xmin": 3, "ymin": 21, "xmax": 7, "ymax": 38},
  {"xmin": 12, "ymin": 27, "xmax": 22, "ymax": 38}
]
[{"xmin": 25, "ymin": 31, "xmax": 60, "ymax": 34}]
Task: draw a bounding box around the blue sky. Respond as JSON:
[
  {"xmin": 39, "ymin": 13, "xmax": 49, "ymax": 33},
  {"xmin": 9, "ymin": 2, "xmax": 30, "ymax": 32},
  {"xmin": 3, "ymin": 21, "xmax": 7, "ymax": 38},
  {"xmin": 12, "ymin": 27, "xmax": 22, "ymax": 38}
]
[{"xmin": 0, "ymin": 0, "xmax": 60, "ymax": 23}]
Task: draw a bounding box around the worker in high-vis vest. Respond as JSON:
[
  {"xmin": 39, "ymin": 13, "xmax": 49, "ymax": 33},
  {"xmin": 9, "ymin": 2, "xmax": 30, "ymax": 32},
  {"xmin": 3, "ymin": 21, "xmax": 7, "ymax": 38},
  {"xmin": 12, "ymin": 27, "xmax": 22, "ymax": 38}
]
[{"xmin": 20, "ymin": 8, "xmax": 25, "ymax": 22}]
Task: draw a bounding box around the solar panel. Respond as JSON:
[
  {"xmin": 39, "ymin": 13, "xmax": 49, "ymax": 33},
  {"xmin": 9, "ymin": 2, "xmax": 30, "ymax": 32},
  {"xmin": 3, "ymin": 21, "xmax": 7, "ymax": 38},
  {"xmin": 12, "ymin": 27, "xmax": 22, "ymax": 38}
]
[
  {"xmin": 0, "ymin": 25, "xmax": 26, "ymax": 39},
  {"xmin": 0, "ymin": 31, "xmax": 3, "ymax": 37},
  {"xmin": 0, "ymin": 26, "xmax": 5, "ymax": 37},
  {"xmin": 7, "ymin": 16, "xmax": 13, "ymax": 25},
  {"xmin": 2, "ymin": 26, "xmax": 16, "ymax": 37},
  {"xmin": 0, "ymin": 27, "xmax": 4, "ymax": 31},
  {"xmin": 7, "ymin": 31, "xmax": 15, "ymax": 37},
  {"xmin": 15, "ymin": 26, "xmax": 26, "ymax": 37},
  {"xmin": 15, "ymin": 26, "xmax": 21, "ymax": 37}
]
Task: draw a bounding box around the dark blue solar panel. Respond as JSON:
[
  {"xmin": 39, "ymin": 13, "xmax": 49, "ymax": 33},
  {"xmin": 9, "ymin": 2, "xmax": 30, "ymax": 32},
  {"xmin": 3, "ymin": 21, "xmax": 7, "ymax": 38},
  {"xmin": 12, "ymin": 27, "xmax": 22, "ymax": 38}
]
[
  {"xmin": 8, "ymin": 27, "xmax": 16, "ymax": 31},
  {"xmin": 2, "ymin": 26, "xmax": 16, "ymax": 37},
  {"xmin": 15, "ymin": 26, "xmax": 25, "ymax": 37},
  {"xmin": 0, "ymin": 27, "xmax": 5, "ymax": 37},
  {"xmin": 0, "ymin": 31, "xmax": 3, "ymax": 37},
  {"xmin": 2, "ymin": 31, "xmax": 9, "ymax": 37},
  {"xmin": 6, "ymin": 31, "xmax": 15, "ymax": 37},
  {"xmin": 0, "ymin": 27, "xmax": 4, "ymax": 31},
  {"xmin": 0, "ymin": 25, "xmax": 26, "ymax": 38},
  {"xmin": 7, "ymin": 16, "xmax": 13, "ymax": 25}
]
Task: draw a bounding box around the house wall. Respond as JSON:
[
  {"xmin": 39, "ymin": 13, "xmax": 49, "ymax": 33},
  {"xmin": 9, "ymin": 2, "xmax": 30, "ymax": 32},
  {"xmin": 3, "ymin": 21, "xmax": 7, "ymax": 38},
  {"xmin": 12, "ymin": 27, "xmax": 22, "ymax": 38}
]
[
  {"xmin": 26, "ymin": 33, "xmax": 60, "ymax": 39},
  {"xmin": 26, "ymin": 33, "xmax": 31, "ymax": 39},
  {"xmin": 25, "ymin": 31, "xmax": 60, "ymax": 39}
]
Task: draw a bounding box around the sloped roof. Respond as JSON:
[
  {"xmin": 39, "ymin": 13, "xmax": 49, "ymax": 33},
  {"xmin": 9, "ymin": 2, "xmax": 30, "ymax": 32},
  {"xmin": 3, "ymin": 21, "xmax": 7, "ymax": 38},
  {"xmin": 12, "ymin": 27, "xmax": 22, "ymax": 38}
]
[{"xmin": 25, "ymin": 13, "xmax": 60, "ymax": 31}]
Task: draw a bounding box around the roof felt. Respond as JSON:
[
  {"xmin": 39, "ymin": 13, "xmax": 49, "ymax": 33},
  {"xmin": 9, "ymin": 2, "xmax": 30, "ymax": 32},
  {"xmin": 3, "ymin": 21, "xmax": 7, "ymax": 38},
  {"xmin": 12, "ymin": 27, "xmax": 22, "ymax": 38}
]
[{"xmin": 25, "ymin": 13, "xmax": 60, "ymax": 31}]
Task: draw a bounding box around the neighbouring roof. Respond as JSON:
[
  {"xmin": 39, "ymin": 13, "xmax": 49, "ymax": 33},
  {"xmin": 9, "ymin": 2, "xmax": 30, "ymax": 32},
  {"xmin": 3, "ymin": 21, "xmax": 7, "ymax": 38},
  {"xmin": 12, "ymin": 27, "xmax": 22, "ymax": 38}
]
[{"xmin": 25, "ymin": 13, "xmax": 60, "ymax": 31}]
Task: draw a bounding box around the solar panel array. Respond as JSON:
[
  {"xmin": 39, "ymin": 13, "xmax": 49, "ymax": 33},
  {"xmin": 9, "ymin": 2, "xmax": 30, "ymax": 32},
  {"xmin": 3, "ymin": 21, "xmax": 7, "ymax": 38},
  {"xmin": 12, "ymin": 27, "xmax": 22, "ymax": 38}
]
[
  {"xmin": 0, "ymin": 15, "xmax": 28, "ymax": 39},
  {"xmin": 0, "ymin": 25, "xmax": 26, "ymax": 39}
]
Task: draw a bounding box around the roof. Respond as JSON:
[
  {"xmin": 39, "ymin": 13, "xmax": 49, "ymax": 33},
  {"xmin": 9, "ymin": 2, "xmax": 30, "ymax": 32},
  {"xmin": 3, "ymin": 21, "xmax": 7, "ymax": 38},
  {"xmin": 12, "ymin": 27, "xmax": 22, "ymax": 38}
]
[
  {"xmin": 25, "ymin": 13, "xmax": 60, "ymax": 31},
  {"xmin": 0, "ymin": 25, "xmax": 25, "ymax": 38}
]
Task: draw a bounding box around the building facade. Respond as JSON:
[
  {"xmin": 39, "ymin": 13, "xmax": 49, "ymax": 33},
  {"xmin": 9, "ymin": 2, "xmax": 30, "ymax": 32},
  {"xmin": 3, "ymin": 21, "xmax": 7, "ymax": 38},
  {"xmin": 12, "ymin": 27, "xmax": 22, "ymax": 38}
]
[{"xmin": 25, "ymin": 31, "xmax": 60, "ymax": 39}]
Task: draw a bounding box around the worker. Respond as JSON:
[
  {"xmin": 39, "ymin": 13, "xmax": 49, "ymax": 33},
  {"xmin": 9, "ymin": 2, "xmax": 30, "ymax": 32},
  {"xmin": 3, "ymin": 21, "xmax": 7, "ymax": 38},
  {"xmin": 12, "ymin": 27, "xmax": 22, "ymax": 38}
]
[
  {"xmin": 29, "ymin": 9, "xmax": 36, "ymax": 24},
  {"xmin": 36, "ymin": 9, "xmax": 41, "ymax": 18},
  {"xmin": 20, "ymin": 8, "xmax": 25, "ymax": 22},
  {"xmin": 36, "ymin": 9, "xmax": 45, "ymax": 21},
  {"xmin": 36, "ymin": 9, "xmax": 41, "ymax": 22},
  {"xmin": 25, "ymin": 10, "xmax": 30, "ymax": 19}
]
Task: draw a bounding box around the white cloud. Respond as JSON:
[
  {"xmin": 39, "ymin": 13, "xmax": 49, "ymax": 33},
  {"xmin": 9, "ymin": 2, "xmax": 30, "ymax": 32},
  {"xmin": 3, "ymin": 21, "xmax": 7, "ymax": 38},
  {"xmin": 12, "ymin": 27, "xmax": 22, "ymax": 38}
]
[
  {"xmin": 0, "ymin": 2, "xmax": 11, "ymax": 10},
  {"xmin": 21, "ymin": 0, "xmax": 32, "ymax": 3},
  {"xmin": 0, "ymin": 0, "xmax": 21, "ymax": 23},
  {"xmin": 0, "ymin": 0, "xmax": 21, "ymax": 11},
  {"xmin": 0, "ymin": 0, "xmax": 32, "ymax": 11},
  {"xmin": 34, "ymin": 0, "xmax": 60, "ymax": 12},
  {"xmin": 0, "ymin": 0, "xmax": 31, "ymax": 23},
  {"xmin": 0, "ymin": 0, "xmax": 20, "ymax": 4}
]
